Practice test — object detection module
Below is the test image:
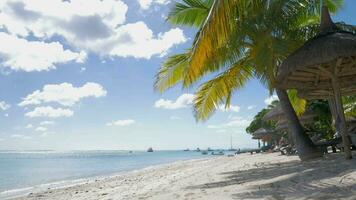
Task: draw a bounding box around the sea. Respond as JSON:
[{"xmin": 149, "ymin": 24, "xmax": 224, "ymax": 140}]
[{"xmin": 0, "ymin": 150, "xmax": 214, "ymax": 199}]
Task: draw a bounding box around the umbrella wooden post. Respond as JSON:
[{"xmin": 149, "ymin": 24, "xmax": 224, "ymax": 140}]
[
  {"xmin": 331, "ymin": 75, "xmax": 352, "ymax": 159},
  {"xmin": 328, "ymin": 98, "xmax": 339, "ymax": 129}
]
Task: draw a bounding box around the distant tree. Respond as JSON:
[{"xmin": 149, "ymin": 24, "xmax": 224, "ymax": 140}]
[
  {"xmin": 305, "ymin": 100, "xmax": 334, "ymax": 139},
  {"xmin": 246, "ymin": 101, "xmax": 278, "ymax": 134}
]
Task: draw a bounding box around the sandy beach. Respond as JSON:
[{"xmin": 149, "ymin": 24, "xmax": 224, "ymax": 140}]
[{"xmin": 11, "ymin": 152, "xmax": 356, "ymax": 200}]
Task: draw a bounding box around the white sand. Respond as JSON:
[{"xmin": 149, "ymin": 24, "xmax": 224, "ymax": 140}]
[{"xmin": 13, "ymin": 152, "xmax": 356, "ymax": 200}]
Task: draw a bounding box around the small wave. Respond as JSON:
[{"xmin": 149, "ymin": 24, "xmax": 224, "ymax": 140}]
[{"xmin": 0, "ymin": 178, "xmax": 93, "ymax": 199}]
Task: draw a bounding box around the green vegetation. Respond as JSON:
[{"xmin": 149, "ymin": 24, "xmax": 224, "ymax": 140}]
[
  {"xmin": 156, "ymin": 0, "xmax": 343, "ymax": 120},
  {"xmin": 246, "ymin": 101, "xmax": 277, "ymax": 134},
  {"xmin": 155, "ymin": 0, "xmax": 355, "ymax": 160}
]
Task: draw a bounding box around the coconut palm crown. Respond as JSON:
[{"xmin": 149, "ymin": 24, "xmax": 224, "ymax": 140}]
[{"xmin": 155, "ymin": 0, "xmax": 344, "ymax": 121}]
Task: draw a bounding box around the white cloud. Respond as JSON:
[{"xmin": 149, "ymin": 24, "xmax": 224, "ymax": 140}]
[
  {"xmin": 25, "ymin": 124, "xmax": 33, "ymax": 129},
  {"xmin": 0, "ymin": 0, "xmax": 127, "ymax": 37},
  {"xmin": 154, "ymin": 94, "xmax": 194, "ymax": 110},
  {"xmin": 264, "ymin": 95, "xmax": 278, "ymax": 105},
  {"xmin": 218, "ymin": 105, "xmax": 240, "ymax": 112},
  {"xmin": 170, "ymin": 116, "xmax": 181, "ymax": 120},
  {"xmin": 207, "ymin": 125, "xmax": 219, "ymax": 129},
  {"xmin": 40, "ymin": 121, "xmax": 54, "ymax": 125},
  {"xmin": 25, "ymin": 106, "xmax": 73, "ymax": 118},
  {"xmin": 106, "ymin": 119, "xmax": 135, "ymax": 126},
  {"xmin": 207, "ymin": 117, "xmax": 251, "ymax": 130},
  {"xmin": 224, "ymin": 117, "xmax": 251, "ymax": 127},
  {"xmin": 138, "ymin": 0, "xmax": 170, "ymax": 10},
  {"xmin": 0, "ymin": 101, "xmax": 10, "ymax": 110},
  {"xmin": 0, "ymin": 32, "xmax": 85, "ymax": 72},
  {"xmin": 0, "ymin": 0, "xmax": 185, "ymax": 61},
  {"xmin": 40, "ymin": 132, "xmax": 54, "ymax": 137},
  {"xmin": 216, "ymin": 129, "xmax": 227, "ymax": 133},
  {"xmin": 11, "ymin": 134, "xmax": 31, "ymax": 139},
  {"xmin": 35, "ymin": 126, "xmax": 47, "ymax": 132},
  {"xmin": 247, "ymin": 105, "xmax": 256, "ymax": 110},
  {"xmin": 105, "ymin": 22, "xmax": 186, "ymax": 59},
  {"xmin": 19, "ymin": 82, "xmax": 107, "ymax": 107}
]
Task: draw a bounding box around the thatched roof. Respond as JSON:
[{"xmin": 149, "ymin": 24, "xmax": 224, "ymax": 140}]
[
  {"xmin": 274, "ymin": 111, "xmax": 316, "ymax": 131},
  {"xmin": 263, "ymin": 104, "xmax": 316, "ymax": 122},
  {"xmin": 252, "ymin": 128, "xmax": 276, "ymax": 140},
  {"xmin": 275, "ymin": 120, "xmax": 289, "ymax": 131},
  {"xmin": 262, "ymin": 106, "xmax": 283, "ymax": 121},
  {"xmin": 276, "ymin": 7, "xmax": 356, "ymax": 99}
]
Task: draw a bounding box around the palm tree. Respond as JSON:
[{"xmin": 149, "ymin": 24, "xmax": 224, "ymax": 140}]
[{"xmin": 155, "ymin": 0, "xmax": 344, "ymax": 160}]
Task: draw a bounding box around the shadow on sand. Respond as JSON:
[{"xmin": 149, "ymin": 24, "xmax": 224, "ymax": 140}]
[{"xmin": 186, "ymin": 153, "xmax": 356, "ymax": 199}]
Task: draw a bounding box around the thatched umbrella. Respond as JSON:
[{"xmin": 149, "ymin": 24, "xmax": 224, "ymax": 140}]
[
  {"xmin": 263, "ymin": 105, "xmax": 316, "ymax": 123},
  {"xmin": 277, "ymin": 6, "xmax": 356, "ymax": 159},
  {"xmin": 275, "ymin": 112, "xmax": 316, "ymax": 131},
  {"xmin": 252, "ymin": 128, "xmax": 277, "ymax": 143},
  {"xmin": 263, "ymin": 106, "xmax": 284, "ymax": 122}
]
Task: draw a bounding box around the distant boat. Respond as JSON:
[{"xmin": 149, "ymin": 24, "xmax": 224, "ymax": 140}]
[
  {"xmin": 201, "ymin": 151, "xmax": 208, "ymax": 155},
  {"xmin": 207, "ymin": 147, "xmax": 213, "ymax": 151},
  {"xmin": 147, "ymin": 147, "xmax": 153, "ymax": 152},
  {"xmin": 211, "ymin": 151, "xmax": 225, "ymax": 156},
  {"xmin": 183, "ymin": 148, "xmax": 190, "ymax": 151},
  {"xmin": 196, "ymin": 148, "xmax": 201, "ymax": 152},
  {"xmin": 228, "ymin": 134, "xmax": 237, "ymax": 151}
]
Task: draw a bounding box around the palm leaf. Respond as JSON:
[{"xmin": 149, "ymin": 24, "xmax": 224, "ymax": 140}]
[
  {"xmin": 154, "ymin": 50, "xmax": 191, "ymax": 93},
  {"xmin": 193, "ymin": 60, "xmax": 253, "ymax": 120},
  {"xmin": 343, "ymin": 95, "xmax": 356, "ymax": 117},
  {"xmin": 288, "ymin": 89, "xmax": 306, "ymax": 116},
  {"xmin": 167, "ymin": 0, "xmax": 213, "ymax": 27},
  {"xmin": 185, "ymin": 0, "xmax": 243, "ymax": 85}
]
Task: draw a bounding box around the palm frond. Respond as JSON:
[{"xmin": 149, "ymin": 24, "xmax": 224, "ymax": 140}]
[
  {"xmin": 186, "ymin": 0, "xmax": 243, "ymax": 85},
  {"xmin": 167, "ymin": 0, "xmax": 213, "ymax": 27},
  {"xmin": 156, "ymin": 0, "xmax": 346, "ymax": 122},
  {"xmin": 154, "ymin": 50, "xmax": 191, "ymax": 93},
  {"xmin": 343, "ymin": 95, "xmax": 356, "ymax": 117},
  {"xmin": 193, "ymin": 61, "xmax": 253, "ymax": 121},
  {"xmin": 288, "ymin": 89, "xmax": 306, "ymax": 116}
]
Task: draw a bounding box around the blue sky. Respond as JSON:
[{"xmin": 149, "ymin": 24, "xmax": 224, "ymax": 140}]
[{"xmin": 0, "ymin": 0, "xmax": 355, "ymax": 151}]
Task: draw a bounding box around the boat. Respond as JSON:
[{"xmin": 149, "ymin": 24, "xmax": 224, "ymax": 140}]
[
  {"xmin": 201, "ymin": 151, "xmax": 208, "ymax": 155},
  {"xmin": 147, "ymin": 147, "xmax": 153, "ymax": 152},
  {"xmin": 211, "ymin": 151, "xmax": 225, "ymax": 156},
  {"xmin": 183, "ymin": 148, "xmax": 190, "ymax": 151},
  {"xmin": 196, "ymin": 148, "xmax": 201, "ymax": 152},
  {"xmin": 228, "ymin": 134, "xmax": 237, "ymax": 151}
]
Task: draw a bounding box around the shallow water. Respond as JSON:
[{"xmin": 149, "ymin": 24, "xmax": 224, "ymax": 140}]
[{"xmin": 0, "ymin": 150, "xmax": 211, "ymax": 197}]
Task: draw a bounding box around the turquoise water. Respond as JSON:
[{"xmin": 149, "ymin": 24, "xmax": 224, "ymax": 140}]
[{"xmin": 0, "ymin": 150, "xmax": 211, "ymax": 198}]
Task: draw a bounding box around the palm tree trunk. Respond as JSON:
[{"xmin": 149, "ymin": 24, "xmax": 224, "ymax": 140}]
[{"xmin": 276, "ymin": 88, "xmax": 322, "ymax": 161}]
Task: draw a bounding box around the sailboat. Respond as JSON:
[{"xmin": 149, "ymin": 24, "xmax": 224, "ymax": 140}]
[
  {"xmin": 147, "ymin": 147, "xmax": 153, "ymax": 152},
  {"xmin": 228, "ymin": 134, "xmax": 237, "ymax": 151}
]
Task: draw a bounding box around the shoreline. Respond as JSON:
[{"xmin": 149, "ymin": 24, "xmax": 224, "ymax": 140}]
[
  {"xmin": 1, "ymin": 156, "xmax": 211, "ymax": 200},
  {"xmin": 9, "ymin": 152, "xmax": 356, "ymax": 200}
]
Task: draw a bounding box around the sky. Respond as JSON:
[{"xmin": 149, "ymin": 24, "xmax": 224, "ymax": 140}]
[{"xmin": 0, "ymin": 0, "xmax": 355, "ymax": 151}]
